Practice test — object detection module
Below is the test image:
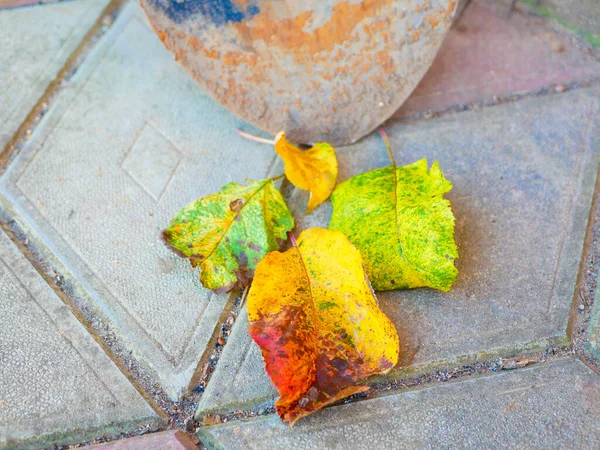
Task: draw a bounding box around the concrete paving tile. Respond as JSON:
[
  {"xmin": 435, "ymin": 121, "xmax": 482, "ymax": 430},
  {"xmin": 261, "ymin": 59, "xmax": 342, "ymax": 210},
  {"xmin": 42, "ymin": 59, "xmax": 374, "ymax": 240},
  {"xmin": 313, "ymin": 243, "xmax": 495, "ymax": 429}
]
[
  {"xmin": 198, "ymin": 358, "xmax": 600, "ymax": 449},
  {"xmin": 0, "ymin": 2, "xmax": 279, "ymax": 399},
  {"xmin": 394, "ymin": 0, "xmax": 600, "ymax": 118},
  {"xmin": 197, "ymin": 87, "xmax": 600, "ymax": 415},
  {"xmin": 89, "ymin": 430, "xmax": 197, "ymax": 450},
  {"xmin": 196, "ymin": 305, "xmax": 277, "ymax": 416},
  {"xmin": 588, "ymin": 278, "xmax": 600, "ymax": 358},
  {"xmin": 0, "ymin": 0, "xmax": 111, "ymax": 151},
  {"xmin": 524, "ymin": 0, "xmax": 600, "ymax": 47},
  {"xmin": 0, "ymin": 228, "xmax": 161, "ymax": 450}
]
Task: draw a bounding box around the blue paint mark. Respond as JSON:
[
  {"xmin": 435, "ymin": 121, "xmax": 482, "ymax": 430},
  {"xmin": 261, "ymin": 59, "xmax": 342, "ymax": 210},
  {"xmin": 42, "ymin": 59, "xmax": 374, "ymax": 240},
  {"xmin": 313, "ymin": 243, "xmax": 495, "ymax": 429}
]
[
  {"xmin": 148, "ymin": 0, "xmax": 260, "ymax": 25},
  {"xmin": 246, "ymin": 4, "xmax": 259, "ymax": 16}
]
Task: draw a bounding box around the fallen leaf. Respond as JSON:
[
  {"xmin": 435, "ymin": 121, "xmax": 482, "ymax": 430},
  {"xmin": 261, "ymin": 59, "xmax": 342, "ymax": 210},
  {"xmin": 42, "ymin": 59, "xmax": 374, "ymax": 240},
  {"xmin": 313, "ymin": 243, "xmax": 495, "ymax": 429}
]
[
  {"xmin": 329, "ymin": 158, "xmax": 458, "ymax": 291},
  {"xmin": 500, "ymin": 358, "xmax": 537, "ymax": 370},
  {"xmin": 248, "ymin": 228, "xmax": 399, "ymax": 425},
  {"xmin": 201, "ymin": 414, "xmax": 222, "ymax": 426},
  {"xmin": 163, "ymin": 179, "xmax": 294, "ymax": 293},
  {"xmin": 274, "ymin": 131, "xmax": 338, "ymax": 213}
]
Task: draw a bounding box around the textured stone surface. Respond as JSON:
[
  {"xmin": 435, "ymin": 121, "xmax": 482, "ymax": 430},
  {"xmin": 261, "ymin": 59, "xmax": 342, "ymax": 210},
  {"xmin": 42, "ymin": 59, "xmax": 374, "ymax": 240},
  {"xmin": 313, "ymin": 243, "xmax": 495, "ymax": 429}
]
[
  {"xmin": 0, "ymin": 2, "xmax": 279, "ymax": 399},
  {"xmin": 394, "ymin": 0, "xmax": 600, "ymax": 118},
  {"xmin": 197, "ymin": 305, "xmax": 276, "ymax": 415},
  {"xmin": 198, "ymin": 358, "xmax": 600, "ymax": 449},
  {"xmin": 524, "ymin": 0, "xmax": 600, "ymax": 46},
  {"xmin": 198, "ymin": 86, "xmax": 599, "ymax": 415},
  {"xmin": 589, "ymin": 278, "xmax": 600, "ymax": 358},
  {"xmin": 0, "ymin": 229, "xmax": 161, "ymax": 449},
  {"xmin": 139, "ymin": 0, "xmax": 457, "ymax": 145},
  {"xmin": 89, "ymin": 430, "xmax": 197, "ymax": 450},
  {"xmin": 0, "ymin": 0, "xmax": 111, "ymax": 151}
]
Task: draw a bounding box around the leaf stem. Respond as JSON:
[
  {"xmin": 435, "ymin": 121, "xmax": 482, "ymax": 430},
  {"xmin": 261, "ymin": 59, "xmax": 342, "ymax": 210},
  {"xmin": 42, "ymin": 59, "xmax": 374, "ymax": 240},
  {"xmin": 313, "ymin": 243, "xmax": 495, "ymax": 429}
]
[
  {"xmin": 270, "ymin": 174, "xmax": 285, "ymax": 181},
  {"xmin": 236, "ymin": 129, "xmax": 276, "ymax": 145},
  {"xmin": 239, "ymin": 285, "xmax": 250, "ymax": 308},
  {"xmin": 378, "ymin": 128, "xmax": 396, "ymax": 166},
  {"xmin": 287, "ymin": 231, "xmax": 298, "ymax": 247}
]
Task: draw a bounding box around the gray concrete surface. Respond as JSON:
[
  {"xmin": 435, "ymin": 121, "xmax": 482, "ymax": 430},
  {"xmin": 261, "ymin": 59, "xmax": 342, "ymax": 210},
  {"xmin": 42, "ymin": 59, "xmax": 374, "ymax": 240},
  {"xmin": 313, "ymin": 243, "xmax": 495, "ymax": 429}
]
[
  {"xmin": 0, "ymin": 2, "xmax": 280, "ymax": 400},
  {"xmin": 0, "ymin": 229, "xmax": 161, "ymax": 450},
  {"xmin": 0, "ymin": 0, "xmax": 111, "ymax": 151},
  {"xmin": 523, "ymin": 0, "xmax": 600, "ymax": 47},
  {"xmin": 198, "ymin": 86, "xmax": 600, "ymax": 415},
  {"xmin": 199, "ymin": 358, "xmax": 600, "ymax": 449},
  {"xmin": 589, "ymin": 279, "xmax": 600, "ymax": 359},
  {"xmin": 196, "ymin": 306, "xmax": 276, "ymax": 416}
]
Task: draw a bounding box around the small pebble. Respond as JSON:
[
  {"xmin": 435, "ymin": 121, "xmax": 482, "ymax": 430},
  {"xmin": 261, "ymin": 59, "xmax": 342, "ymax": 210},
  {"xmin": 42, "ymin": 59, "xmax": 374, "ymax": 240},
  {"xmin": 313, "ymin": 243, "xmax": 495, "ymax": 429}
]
[
  {"xmin": 555, "ymin": 84, "xmax": 567, "ymax": 93},
  {"xmin": 578, "ymin": 304, "xmax": 584, "ymax": 311}
]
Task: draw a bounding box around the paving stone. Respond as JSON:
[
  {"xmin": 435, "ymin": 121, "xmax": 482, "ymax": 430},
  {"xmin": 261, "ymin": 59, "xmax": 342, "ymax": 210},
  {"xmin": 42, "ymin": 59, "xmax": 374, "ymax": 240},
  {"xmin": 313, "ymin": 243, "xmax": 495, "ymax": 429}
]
[
  {"xmin": 0, "ymin": 2, "xmax": 279, "ymax": 399},
  {"xmin": 198, "ymin": 87, "xmax": 600, "ymax": 415},
  {"xmin": 0, "ymin": 228, "xmax": 161, "ymax": 449},
  {"xmin": 198, "ymin": 358, "xmax": 600, "ymax": 449},
  {"xmin": 588, "ymin": 277, "xmax": 600, "ymax": 358},
  {"xmin": 89, "ymin": 430, "xmax": 197, "ymax": 450},
  {"xmin": 523, "ymin": 0, "xmax": 600, "ymax": 47},
  {"xmin": 394, "ymin": 0, "xmax": 600, "ymax": 118},
  {"xmin": 197, "ymin": 305, "xmax": 276, "ymax": 415},
  {"xmin": 0, "ymin": 0, "xmax": 111, "ymax": 151}
]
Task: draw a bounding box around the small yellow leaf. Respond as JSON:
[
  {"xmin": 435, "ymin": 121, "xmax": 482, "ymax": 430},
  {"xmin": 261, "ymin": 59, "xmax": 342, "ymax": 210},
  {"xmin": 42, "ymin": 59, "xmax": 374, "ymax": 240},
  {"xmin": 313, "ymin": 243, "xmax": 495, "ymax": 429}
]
[
  {"xmin": 248, "ymin": 228, "xmax": 399, "ymax": 425},
  {"xmin": 274, "ymin": 131, "xmax": 338, "ymax": 213}
]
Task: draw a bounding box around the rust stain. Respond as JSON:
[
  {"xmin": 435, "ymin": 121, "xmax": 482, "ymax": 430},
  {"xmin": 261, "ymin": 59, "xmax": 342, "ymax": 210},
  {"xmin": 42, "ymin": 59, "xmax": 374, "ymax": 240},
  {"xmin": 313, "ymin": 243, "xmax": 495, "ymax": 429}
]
[
  {"xmin": 187, "ymin": 36, "xmax": 202, "ymax": 51},
  {"xmin": 224, "ymin": 50, "xmax": 258, "ymax": 67},
  {"xmin": 414, "ymin": 2, "xmax": 429, "ymax": 13},
  {"xmin": 174, "ymin": 46, "xmax": 185, "ymax": 62},
  {"xmin": 233, "ymin": 0, "xmax": 395, "ymax": 61},
  {"xmin": 412, "ymin": 30, "xmax": 421, "ymax": 41},
  {"xmin": 244, "ymin": 72, "xmax": 262, "ymax": 83},
  {"xmin": 149, "ymin": 23, "xmax": 169, "ymax": 50},
  {"xmin": 425, "ymin": 13, "xmax": 440, "ymax": 28},
  {"xmin": 310, "ymin": 80, "xmax": 323, "ymax": 92},
  {"xmin": 202, "ymin": 48, "xmax": 220, "ymax": 59},
  {"xmin": 363, "ymin": 18, "xmax": 390, "ymax": 38},
  {"xmin": 425, "ymin": 5, "xmax": 451, "ymax": 28},
  {"xmin": 375, "ymin": 50, "xmax": 395, "ymax": 73},
  {"xmin": 446, "ymin": 0, "xmax": 457, "ymax": 16}
]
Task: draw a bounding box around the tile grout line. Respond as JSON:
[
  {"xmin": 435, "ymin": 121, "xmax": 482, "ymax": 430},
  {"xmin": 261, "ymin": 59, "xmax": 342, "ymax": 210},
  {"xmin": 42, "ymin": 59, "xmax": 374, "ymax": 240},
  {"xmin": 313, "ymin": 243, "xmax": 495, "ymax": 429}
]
[
  {"xmin": 0, "ymin": 0, "xmax": 178, "ymax": 434},
  {"xmin": 196, "ymin": 346, "xmax": 580, "ymax": 428},
  {"xmin": 390, "ymin": 77, "xmax": 600, "ymax": 127},
  {"xmin": 0, "ymin": 212, "xmax": 169, "ymax": 423},
  {"xmin": 567, "ymin": 163, "xmax": 600, "ymax": 341},
  {"xmin": 1, "ymin": 2, "xmax": 599, "ymax": 446},
  {"xmin": 0, "ymin": 0, "xmax": 127, "ymax": 175}
]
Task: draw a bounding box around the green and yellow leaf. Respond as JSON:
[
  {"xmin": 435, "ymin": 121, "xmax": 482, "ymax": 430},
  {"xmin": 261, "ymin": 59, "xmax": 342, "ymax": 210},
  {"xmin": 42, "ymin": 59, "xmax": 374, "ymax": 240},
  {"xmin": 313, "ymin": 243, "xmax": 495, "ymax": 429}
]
[
  {"xmin": 248, "ymin": 228, "xmax": 399, "ymax": 426},
  {"xmin": 163, "ymin": 179, "xmax": 294, "ymax": 293},
  {"xmin": 274, "ymin": 131, "xmax": 338, "ymax": 213},
  {"xmin": 329, "ymin": 158, "xmax": 458, "ymax": 292}
]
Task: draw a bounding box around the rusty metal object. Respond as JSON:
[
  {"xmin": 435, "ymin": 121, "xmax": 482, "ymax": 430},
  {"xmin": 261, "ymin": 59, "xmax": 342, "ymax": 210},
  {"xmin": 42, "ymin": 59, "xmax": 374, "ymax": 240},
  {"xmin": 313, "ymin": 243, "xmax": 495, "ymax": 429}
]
[{"xmin": 140, "ymin": 0, "xmax": 458, "ymax": 145}]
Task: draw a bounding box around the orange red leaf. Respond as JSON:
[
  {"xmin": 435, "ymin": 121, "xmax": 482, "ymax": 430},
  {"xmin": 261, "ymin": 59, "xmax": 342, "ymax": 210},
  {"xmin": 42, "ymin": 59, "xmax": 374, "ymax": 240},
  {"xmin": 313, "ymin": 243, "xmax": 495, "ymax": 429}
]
[{"xmin": 247, "ymin": 228, "xmax": 399, "ymax": 425}]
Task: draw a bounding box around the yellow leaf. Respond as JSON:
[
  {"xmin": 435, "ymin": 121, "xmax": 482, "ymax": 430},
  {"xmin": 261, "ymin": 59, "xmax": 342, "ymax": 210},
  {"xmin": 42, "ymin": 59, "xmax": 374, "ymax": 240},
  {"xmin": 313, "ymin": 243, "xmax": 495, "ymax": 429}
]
[
  {"xmin": 248, "ymin": 228, "xmax": 399, "ymax": 425},
  {"xmin": 274, "ymin": 131, "xmax": 338, "ymax": 213}
]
